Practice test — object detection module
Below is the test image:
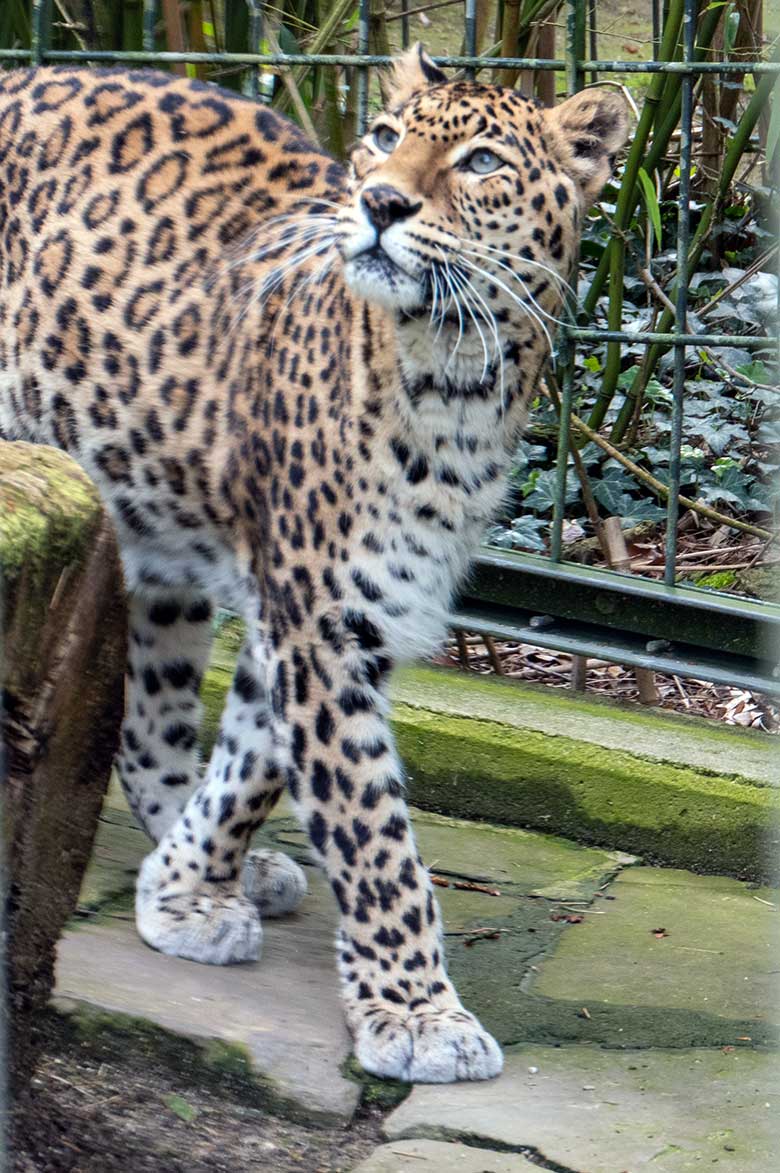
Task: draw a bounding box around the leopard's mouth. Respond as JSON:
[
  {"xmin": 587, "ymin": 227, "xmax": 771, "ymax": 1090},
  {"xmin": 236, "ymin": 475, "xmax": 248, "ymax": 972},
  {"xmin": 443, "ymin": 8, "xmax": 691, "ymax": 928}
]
[{"xmin": 342, "ymin": 245, "xmax": 425, "ymax": 311}]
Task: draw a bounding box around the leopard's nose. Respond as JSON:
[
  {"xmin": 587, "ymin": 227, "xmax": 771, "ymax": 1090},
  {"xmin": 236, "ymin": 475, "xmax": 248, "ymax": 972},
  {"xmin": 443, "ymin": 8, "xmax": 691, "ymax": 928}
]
[{"xmin": 360, "ymin": 185, "xmax": 422, "ymax": 233}]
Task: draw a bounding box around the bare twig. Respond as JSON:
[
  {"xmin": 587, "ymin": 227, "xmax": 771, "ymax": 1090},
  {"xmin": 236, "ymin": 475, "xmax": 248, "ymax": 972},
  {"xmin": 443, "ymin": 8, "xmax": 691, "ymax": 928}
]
[{"xmin": 539, "ymin": 389, "xmax": 773, "ymax": 542}]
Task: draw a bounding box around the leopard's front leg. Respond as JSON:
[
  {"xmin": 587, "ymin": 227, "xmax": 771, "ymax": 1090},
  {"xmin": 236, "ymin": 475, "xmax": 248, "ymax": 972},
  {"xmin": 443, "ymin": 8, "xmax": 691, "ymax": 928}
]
[{"xmin": 281, "ymin": 634, "xmax": 502, "ymax": 1084}]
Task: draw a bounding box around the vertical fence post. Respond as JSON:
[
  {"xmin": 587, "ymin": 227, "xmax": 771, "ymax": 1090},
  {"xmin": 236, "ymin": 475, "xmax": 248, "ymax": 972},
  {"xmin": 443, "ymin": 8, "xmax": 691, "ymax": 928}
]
[
  {"xmin": 357, "ymin": 0, "xmax": 370, "ymax": 136},
  {"xmin": 551, "ymin": 0, "xmax": 585, "ymax": 564},
  {"xmin": 143, "ymin": 0, "xmax": 157, "ymax": 52},
  {"xmin": 464, "ymin": 0, "xmax": 478, "ymax": 81},
  {"xmin": 401, "ymin": 0, "xmax": 410, "ymax": 51},
  {"xmin": 565, "ymin": 0, "xmax": 585, "ymax": 96},
  {"xmin": 588, "ymin": 0, "xmax": 598, "ymax": 85},
  {"xmin": 247, "ymin": 1, "xmax": 263, "ymax": 100},
  {"xmin": 31, "ymin": 0, "xmax": 51, "ymax": 66},
  {"xmin": 663, "ymin": 0, "xmax": 696, "ymax": 586}
]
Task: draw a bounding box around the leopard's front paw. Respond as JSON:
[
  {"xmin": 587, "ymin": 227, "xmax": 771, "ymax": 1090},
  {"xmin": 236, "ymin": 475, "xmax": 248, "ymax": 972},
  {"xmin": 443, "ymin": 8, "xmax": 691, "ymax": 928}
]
[
  {"xmin": 352, "ymin": 1005, "xmax": 503, "ymax": 1084},
  {"xmin": 135, "ymin": 854, "xmax": 262, "ymax": 965},
  {"xmin": 242, "ymin": 848, "xmax": 308, "ymax": 917}
]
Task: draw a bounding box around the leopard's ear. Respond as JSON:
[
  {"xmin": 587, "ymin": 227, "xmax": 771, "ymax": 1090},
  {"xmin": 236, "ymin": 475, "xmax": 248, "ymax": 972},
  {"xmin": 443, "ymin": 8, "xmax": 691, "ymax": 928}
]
[
  {"xmin": 382, "ymin": 43, "xmax": 447, "ymax": 108},
  {"xmin": 544, "ymin": 88, "xmax": 630, "ymax": 205}
]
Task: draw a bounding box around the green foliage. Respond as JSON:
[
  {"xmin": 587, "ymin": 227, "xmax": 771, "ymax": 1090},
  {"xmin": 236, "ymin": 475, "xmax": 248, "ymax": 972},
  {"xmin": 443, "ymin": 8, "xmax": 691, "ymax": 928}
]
[{"xmin": 162, "ymin": 1093, "xmax": 199, "ymax": 1123}]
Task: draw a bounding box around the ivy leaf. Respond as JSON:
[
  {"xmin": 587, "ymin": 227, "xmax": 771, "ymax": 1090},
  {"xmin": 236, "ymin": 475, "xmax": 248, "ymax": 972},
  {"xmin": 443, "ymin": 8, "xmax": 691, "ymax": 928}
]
[
  {"xmin": 692, "ymin": 417, "xmax": 748, "ymax": 456},
  {"xmin": 698, "ymin": 466, "xmax": 768, "ymax": 511},
  {"xmin": 522, "ymin": 467, "xmax": 579, "ymax": 514},
  {"xmin": 485, "ymin": 517, "xmax": 548, "ymax": 552},
  {"xmin": 592, "ymin": 467, "xmax": 666, "ymax": 522}
]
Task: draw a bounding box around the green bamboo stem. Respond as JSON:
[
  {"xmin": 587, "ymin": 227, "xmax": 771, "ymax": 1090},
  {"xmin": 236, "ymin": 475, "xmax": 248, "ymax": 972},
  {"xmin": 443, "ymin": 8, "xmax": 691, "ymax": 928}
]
[
  {"xmin": 580, "ymin": 0, "xmax": 725, "ymax": 347},
  {"xmin": 585, "ymin": 0, "xmax": 685, "ymax": 433},
  {"xmin": 273, "ymin": 0, "xmax": 358, "ymax": 117},
  {"xmin": 609, "ymin": 69, "xmax": 776, "ymax": 444}
]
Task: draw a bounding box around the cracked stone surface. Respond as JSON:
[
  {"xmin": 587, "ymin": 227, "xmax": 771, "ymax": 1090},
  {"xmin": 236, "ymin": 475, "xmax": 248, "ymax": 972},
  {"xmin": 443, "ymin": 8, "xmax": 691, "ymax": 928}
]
[
  {"xmin": 384, "ymin": 1046, "xmax": 780, "ymax": 1172},
  {"xmin": 56, "ymin": 884, "xmax": 359, "ymax": 1123},
  {"xmin": 60, "ymin": 783, "xmax": 777, "ymax": 1168},
  {"xmin": 59, "ymin": 786, "xmax": 623, "ymax": 1126},
  {"xmin": 533, "ymin": 866, "xmax": 780, "ymax": 1026},
  {"xmin": 353, "ymin": 1139, "xmax": 539, "ymax": 1171}
]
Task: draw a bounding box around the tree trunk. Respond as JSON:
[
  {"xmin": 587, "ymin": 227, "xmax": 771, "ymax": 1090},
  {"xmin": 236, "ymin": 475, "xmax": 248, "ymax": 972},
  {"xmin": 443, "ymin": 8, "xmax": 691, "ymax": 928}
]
[{"xmin": 1, "ymin": 444, "xmax": 127, "ymax": 1099}]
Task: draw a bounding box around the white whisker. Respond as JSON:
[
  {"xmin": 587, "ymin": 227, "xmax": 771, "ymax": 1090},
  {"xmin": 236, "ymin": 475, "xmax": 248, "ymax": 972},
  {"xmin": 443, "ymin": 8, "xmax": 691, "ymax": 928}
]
[
  {"xmin": 463, "ymin": 240, "xmax": 574, "ymax": 298},
  {"xmin": 445, "ymin": 263, "xmax": 490, "ymax": 382},
  {"xmin": 450, "ymin": 263, "xmax": 506, "ymax": 401},
  {"xmin": 461, "ymin": 248, "xmax": 564, "ymax": 331},
  {"xmin": 459, "ymin": 256, "xmax": 555, "ymax": 356}
]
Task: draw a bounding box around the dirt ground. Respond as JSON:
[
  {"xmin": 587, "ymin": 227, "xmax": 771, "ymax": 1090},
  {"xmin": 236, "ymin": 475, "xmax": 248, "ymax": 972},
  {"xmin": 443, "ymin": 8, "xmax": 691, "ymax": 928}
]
[{"xmin": 10, "ymin": 1014, "xmax": 384, "ymax": 1173}]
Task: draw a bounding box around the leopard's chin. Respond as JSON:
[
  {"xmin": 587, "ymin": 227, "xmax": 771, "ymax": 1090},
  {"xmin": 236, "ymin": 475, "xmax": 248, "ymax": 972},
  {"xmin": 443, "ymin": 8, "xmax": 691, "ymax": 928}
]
[{"xmin": 343, "ymin": 248, "xmax": 425, "ymax": 312}]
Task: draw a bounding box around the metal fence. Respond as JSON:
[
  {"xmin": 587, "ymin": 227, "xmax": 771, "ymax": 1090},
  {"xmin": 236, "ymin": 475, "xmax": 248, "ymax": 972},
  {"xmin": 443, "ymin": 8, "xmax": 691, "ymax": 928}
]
[{"xmin": 2, "ymin": 0, "xmax": 779, "ymax": 692}]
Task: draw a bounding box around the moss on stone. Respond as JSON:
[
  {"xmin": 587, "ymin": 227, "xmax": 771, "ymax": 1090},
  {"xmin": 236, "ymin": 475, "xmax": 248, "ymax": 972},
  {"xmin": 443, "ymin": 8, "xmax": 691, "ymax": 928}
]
[
  {"xmin": 340, "ymin": 1056, "xmax": 412, "ymax": 1108},
  {"xmin": 691, "ymin": 570, "xmax": 737, "ymax": 591},
  {"xmin": 52, "ymin": 1000, "xmax": 317, "ymax": 1121},
  {"xmin": 199, "ymin": 656, "xmax": 778, "ymax": 883},
  {"xmin": 394, "ymin": 705, "xmax": 779, "ymax": 882},
  {"xmin": 0, "ymin": 444, "xmax": 101, "ymax": 577}
]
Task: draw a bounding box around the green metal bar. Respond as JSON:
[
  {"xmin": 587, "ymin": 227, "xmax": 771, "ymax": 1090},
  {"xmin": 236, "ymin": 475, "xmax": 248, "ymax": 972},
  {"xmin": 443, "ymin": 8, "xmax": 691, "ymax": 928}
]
[
  {"xmin": 357, "ymin": 0, "xmax": 370, "ymax": 135},
  {"xmin": 565, "ymin": 0, "xmax": 585, "ymax": 94},
  {"xmin": 462, "ymin": 549, "xmax": 780, "ymax": 660},
  {"xmin": 550, "ymin": 331, "xmax": 575, "ymax": 565},
  {"xmin": 2, "ymin": 49, "xmax": 777, "ymax": 73},
  {"xmin": 568, "ymin": 329, "xmax": 776, "ymax": 348},
  {"xmin": 247, "ymin": 1, "xmax": 263, "ymax": 100},
  {"xmin": 663, "ymin": 0, "xmax": 697, "ymax": 587},
  {"xmin": 551, "ymin": 1, "xmax": 586, "ymax": 565},
  {"xmin": 451, "ymin": 603, "xmax": 778, "ymax": 695},
  {"xmin": 464, "ymin": 0, "xmax": 477, "ymax": 81},
  {"xmin": 31, "ymin": 0, "xmax": 51, "ymax": 65}
]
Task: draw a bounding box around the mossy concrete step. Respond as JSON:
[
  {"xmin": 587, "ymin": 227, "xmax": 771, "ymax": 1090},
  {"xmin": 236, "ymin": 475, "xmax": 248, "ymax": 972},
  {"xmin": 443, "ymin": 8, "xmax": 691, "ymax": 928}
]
[{"xmin": 201, "ymin": 657, "xmax": 779, "ymax": 883}]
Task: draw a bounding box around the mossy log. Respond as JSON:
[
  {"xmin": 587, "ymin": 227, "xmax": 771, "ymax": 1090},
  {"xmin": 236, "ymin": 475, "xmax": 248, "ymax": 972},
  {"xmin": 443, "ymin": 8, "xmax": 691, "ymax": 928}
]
[{"xmin": 1, "ymin": 443, "xmax": 127, "ymax": 1095}]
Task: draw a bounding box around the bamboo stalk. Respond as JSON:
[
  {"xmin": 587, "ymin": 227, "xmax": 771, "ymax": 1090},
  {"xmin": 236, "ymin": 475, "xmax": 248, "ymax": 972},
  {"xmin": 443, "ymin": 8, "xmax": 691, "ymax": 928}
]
[
  {"xmin": 580, "ymin": 0, "xmax": 724, "ymax": 338},
  {"xmin": 161, "ymin": 0, "xmax": 186, "ymax": 75},
  {"xmin": 610, "ymin": 69, "xmax": 777, "ymax": 442},
  {"xmin": 273, "ymin": 0, "xmax": 359, "ymax": 117},
  {"xmin": 590, "ymin": 0, "xmax": 685, "ymax": 432}
]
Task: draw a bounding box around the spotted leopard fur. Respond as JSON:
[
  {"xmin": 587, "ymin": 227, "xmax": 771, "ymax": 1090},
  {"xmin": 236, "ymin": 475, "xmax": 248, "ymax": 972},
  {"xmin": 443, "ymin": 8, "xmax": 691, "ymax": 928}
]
[{"xmin": 0, "ymin": 47, "xmax": 627, "ymax": 1083}]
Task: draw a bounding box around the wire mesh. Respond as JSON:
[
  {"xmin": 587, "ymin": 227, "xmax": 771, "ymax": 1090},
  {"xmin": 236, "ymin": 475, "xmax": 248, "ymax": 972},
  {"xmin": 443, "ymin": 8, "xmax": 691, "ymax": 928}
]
[{"xmin": 3, "ymin": 0, "xmax": 778, "ymax": 684}]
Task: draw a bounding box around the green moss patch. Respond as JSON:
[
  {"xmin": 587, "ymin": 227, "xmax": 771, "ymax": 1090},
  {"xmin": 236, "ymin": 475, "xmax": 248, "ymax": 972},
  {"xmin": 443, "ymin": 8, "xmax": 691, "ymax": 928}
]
[
  {"xmin": 394, "ymin": 704, "xmax": 779, "ymax": 882},
  {"xmin": 200, "ymin": 657, "xmax": 778, "ymax": 883}
]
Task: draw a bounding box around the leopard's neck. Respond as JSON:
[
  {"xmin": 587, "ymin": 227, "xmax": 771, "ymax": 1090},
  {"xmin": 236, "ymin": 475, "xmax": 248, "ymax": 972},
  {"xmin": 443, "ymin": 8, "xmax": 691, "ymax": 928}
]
[{"xmin": 352, "ymin": 297, "xmax": 544, "ymax": 502}]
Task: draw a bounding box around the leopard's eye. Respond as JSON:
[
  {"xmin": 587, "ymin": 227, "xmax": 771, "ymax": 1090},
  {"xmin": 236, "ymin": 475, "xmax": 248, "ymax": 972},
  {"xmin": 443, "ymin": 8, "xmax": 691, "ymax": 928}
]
[
  {"xmin": 373, "ymin": 125, "xmax": 400, "ymax": 153},
  {"xmin": 464, "ymin": 148, "xmax": 502, "ymax": 175}
]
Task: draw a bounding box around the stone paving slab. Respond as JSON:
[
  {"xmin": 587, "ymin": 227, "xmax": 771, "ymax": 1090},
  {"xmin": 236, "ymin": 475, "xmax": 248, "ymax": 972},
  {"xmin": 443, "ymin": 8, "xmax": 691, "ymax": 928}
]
[
  {"xmin": 385, "ymin": 1046, "xmax": 780, "ymax": 1172},
  {"xmin": 533, "ymin": 867, "xmax": 780, "ymax": 1027},
  {"xmin": 57, "ymin": 877, "xmax": 359, "ymax": 1124},
  {"xmin": 353, "ymin": 1139, "xmax": 538, "ymax": 1172},
  {"xmin": 62, "ymin": 792, "xmax": 625, "ymax": 1125}
]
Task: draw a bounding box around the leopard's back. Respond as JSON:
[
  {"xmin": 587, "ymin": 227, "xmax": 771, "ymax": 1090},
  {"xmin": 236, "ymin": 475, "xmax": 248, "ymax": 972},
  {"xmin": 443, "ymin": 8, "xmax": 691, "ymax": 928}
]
[{"xmin": 0, "ymin": 66, "xmax": 345, "ymax": 591}]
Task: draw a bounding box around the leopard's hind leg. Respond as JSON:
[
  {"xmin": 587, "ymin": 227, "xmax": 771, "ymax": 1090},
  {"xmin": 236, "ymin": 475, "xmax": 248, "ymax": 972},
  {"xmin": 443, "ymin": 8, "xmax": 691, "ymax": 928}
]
[
  {"xmin": 118, "ymin": 589, "xmax": 215, "ymax": 842},
  {"xmin": 121, "ymin": 595, "xmax": 305, "ymax": 928},
  {"xmin": 134, "ymin": 629, "xmax": 304, "ymax": 965}
]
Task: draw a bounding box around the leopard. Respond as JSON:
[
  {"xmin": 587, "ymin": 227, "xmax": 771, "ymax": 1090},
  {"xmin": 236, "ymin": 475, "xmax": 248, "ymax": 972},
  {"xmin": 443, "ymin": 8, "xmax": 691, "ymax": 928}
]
[{"xmin": 0, "ymin": 46, "xmax": 627, "ymax": 1084}]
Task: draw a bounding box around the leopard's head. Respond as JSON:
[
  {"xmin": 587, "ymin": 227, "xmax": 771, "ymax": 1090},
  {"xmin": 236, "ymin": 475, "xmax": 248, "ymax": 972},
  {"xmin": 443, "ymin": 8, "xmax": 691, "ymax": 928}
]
[{"xmin": 338, "ymin": 45, "xmax": 628, "ymax": 324}]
